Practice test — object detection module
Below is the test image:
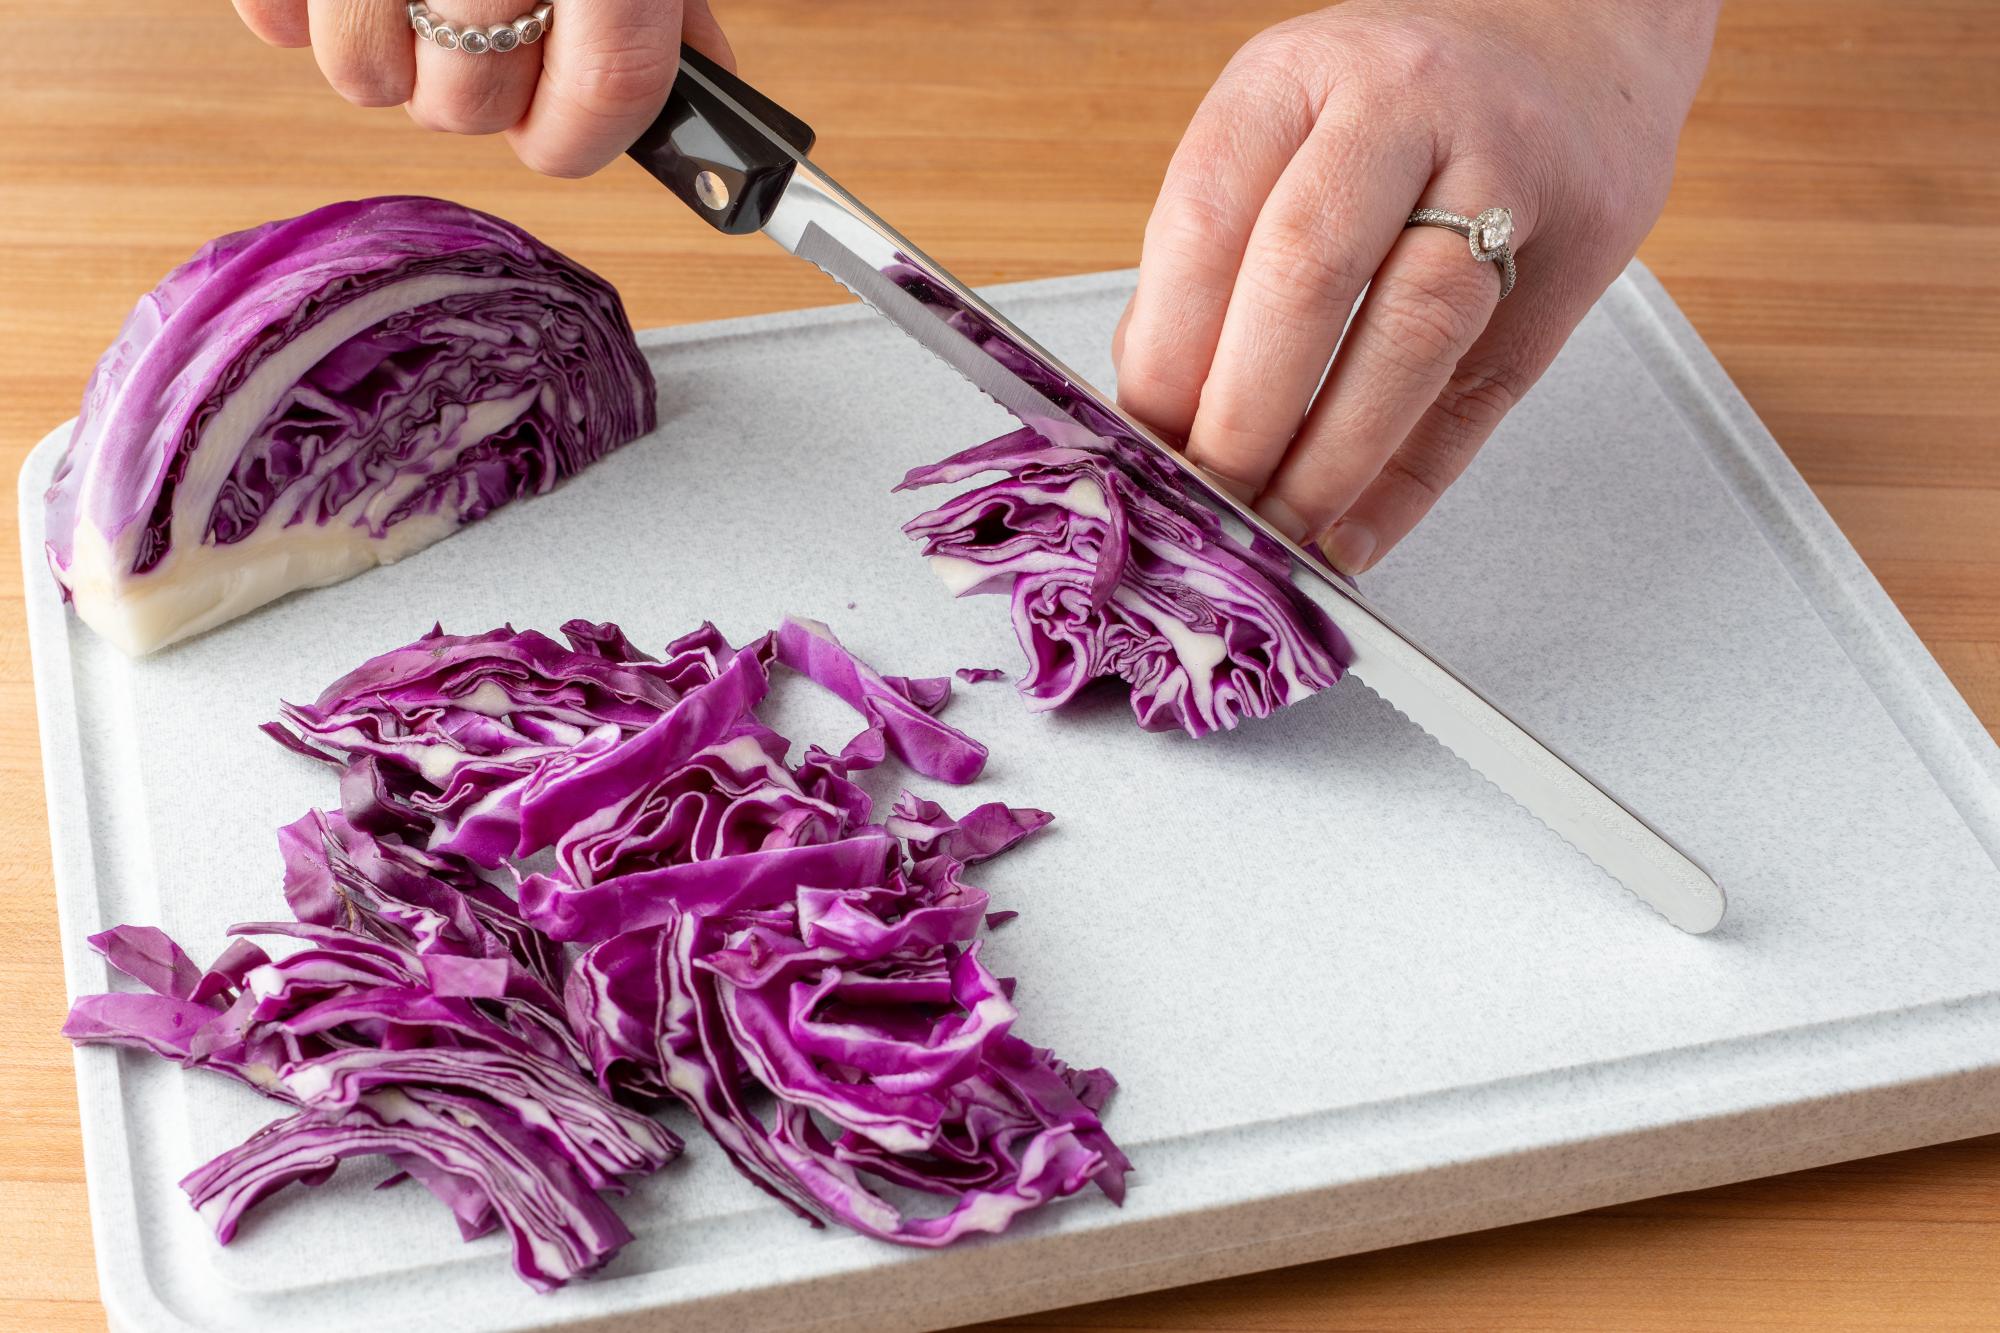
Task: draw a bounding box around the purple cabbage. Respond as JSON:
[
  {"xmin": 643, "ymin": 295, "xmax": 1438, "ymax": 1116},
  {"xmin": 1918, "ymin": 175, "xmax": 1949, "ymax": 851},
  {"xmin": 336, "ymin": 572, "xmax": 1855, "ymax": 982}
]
[
  {"xmin": 275, "ymin": 617, "xmax": 1122, "ymax": 1238},
  {"xmin": 566, "ymin": 906, "xmax": 1125, "ymax": 1246},
  {"xmin": 64, "ymin": 813, "xmax": 679, "ymax": 1290},
  {"xmin": 899, "ymin": 427, "xmax": 1352, "ymax": 738},
  {"xmin": 773, "ymin": 616, "xmax": 989, "ymax": 784},
  {"xmin": 263, "ymin": 619, "xmax": 742, "ymax": 868},
  {"xmin": 43, "ymin": 197, "xmax": 657, "ymax": 655},
  {"xmin": 73, "ymin": 615, "xmax": 1126, "ymax": 1284},
  {"xmin": 882, "ymin": 792, "xmax": 1054, "ymax": 864}
]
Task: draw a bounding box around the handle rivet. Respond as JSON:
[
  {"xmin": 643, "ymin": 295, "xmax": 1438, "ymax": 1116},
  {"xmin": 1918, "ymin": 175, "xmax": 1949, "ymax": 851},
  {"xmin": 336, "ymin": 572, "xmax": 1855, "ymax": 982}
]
[{"xmin": 694, "ymin": 170, "xmax": 730, "ymax": 211}]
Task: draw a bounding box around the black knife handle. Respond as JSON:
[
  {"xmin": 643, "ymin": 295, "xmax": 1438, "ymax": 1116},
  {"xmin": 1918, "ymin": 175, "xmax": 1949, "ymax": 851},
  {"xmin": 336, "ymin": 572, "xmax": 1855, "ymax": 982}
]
[{"xmin": 627, "ymin": 45, "xmax": 816, "ymax": 236}]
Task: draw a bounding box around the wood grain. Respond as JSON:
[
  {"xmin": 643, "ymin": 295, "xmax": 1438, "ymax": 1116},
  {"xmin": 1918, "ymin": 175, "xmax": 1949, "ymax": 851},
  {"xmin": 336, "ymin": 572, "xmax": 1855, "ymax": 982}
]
[{"xmin": 1, "ymin": 2, "xmax": 1995, "ymax": 1329}]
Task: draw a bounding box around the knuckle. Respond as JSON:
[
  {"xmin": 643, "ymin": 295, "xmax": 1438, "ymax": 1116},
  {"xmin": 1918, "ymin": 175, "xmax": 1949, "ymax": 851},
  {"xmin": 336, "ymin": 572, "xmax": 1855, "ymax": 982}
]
[
  {"xmin": 1192, "ymin": 396, "xmax": 1292, "ymax": 466},
  {"xmin": 1379, "ymin": 445, "xmax": 1458, "ymax": 504},
  {"xmin": 414, "ymin": 87, "xmax": 515, "ymax": 136},
  {"xmin": 1566, "ymin": 176, "xmax": 1627, "ymax": 237},
  {"xmin": 1144, "ymin": 184, "xmax": 1240, "ymax": 270},
  {"xmin": 1228, "ymin": 25, "xmax": 1306, "ymax": 86},
  {"xmin": 1337, "ymin": 75, "xmax": 1399, "ymax": 124},
  {"xmin": 319, "ymin": 7, "xmax": 407, "ymax": 105},
  {"xmin": 1115, "ymin": 357, "xmax": 1200, "ymax": 426},
  {"xmin": 328, "ymin": 73, "xmax": 408, "ymax": 109},
  {"xmin": 1409, "ymin": 369, "xmax": 1516, "ymax": 471},
  {"xmin": 1219, "ymin": 25, "xmax": 1327, "ymax": 118},
  {"xmin": 1435, "ymin": 361, "xmax": 1522, "ymax": 435},
  {"xmin": 511, "ymin": 135, "xmax": 587, "ymax": 179},
  {"xmin": 457, "ymin": 94, "xmax": 518, "ymax": 135},
  {"xmin": 1368, "ymin": 299, "xmax": 1461, "ymax": 378},
  {"xmin": 1117, "ymin": 286, "xmax": 1227, "ymax": 424},
  {"xmin": 404, "ymin": 99, "xmax": 447, "ymax": 133},
  {"xmin": 1366, "ymin": 270, "xmax": 1488, "ymax": 377},
  {"xmin": 1243, "ymin": 225, "xmax": 1367, "ymax": 326},
  {"xmin": 564, "ymin": 32, "xmax": 677, "ymax": 118},
  {"xmin": 1184, "ymin": 444, "xmax": 1272, "ymax": 498},
  {"xmin": 1369, "ymin": 22, "xmax": 1457, "ymax": 87},
  {"xmin": 1474, "ymin": 87, "xmax": 1552, "ymax": 157}
]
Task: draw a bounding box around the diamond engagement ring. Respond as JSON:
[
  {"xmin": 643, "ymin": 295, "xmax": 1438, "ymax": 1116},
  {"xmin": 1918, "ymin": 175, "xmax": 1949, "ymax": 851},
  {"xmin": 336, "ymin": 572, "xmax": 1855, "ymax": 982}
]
[
  {"xmin": 1405, "ymin": 206, "xmax": 1517, "ymax": 300},
  {"xmin": 408, "ymin": 1, "xmax": 551, "ymax": 54}
]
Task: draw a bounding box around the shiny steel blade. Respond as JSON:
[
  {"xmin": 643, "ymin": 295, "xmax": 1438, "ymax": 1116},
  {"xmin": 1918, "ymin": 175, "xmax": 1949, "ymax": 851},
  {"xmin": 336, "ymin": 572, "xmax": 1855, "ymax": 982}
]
[{"xmin": 763, "ymin": 159, "xmax": 1726, "ymax": 934}]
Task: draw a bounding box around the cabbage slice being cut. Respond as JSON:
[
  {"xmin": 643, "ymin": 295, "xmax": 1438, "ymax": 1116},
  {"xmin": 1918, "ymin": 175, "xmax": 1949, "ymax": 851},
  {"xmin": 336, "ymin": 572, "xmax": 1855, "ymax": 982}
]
[
  {"xmin": 900, "ymin": 428, "xmax": 1353, "ymax": 738},
  {"xmin": 43, "ymin": 197, "xmax": 657, "ymax": 654}
]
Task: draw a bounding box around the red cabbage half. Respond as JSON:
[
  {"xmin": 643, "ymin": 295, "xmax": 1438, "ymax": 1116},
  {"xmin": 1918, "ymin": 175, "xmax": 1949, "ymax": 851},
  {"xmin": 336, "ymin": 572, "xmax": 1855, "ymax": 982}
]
[
  {"xmin": 900, "ymin": 427, "xmax": 1352, "ymax": 738},
  {"xmin": 43, "ymin": 197, "xmax": 657, "ymax": 655}
]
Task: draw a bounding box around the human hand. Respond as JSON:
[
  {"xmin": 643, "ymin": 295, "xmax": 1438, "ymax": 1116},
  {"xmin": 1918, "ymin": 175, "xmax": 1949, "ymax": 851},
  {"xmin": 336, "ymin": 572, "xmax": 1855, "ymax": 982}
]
[
  {"xmin": 231, "ymin": 0, "xmax": 731, "ymax": 177},
  {"xmin": 1111, "ymin": 0, "xmax": 1719, "ymax": 572}
]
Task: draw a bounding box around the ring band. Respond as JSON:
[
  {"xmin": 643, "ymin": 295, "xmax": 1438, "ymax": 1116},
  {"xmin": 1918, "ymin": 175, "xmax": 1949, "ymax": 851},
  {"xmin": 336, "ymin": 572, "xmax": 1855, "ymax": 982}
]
[
  {"xmin": 1406, "ymin": 206, "xmax": 1517, "ymax": 300},
  {"xmin": 409, "ymin": 1, "xmax": 551, "ymax": 54}
]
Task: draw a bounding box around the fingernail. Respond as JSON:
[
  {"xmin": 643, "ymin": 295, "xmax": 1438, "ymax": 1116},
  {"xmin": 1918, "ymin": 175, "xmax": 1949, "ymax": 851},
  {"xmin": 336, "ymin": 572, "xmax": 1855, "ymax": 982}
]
[
  {"xmin": 1320, "ymin": 521, "xmax": 1377, "ymax": 574},
  {"xmin": 1253, "ymin": 495, "xmax": 1311, "ymax": 542}
]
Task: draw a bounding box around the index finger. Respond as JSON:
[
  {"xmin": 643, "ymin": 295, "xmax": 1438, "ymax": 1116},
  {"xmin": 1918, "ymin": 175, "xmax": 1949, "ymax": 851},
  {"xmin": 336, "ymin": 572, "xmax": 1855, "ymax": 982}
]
[
  {"xmin": 1114, "ymin": 38, "xmax": 1319, "ymax": 462},
  {"xmin": 1181, "ymin": 114, "xmax": 1424, "ymax": 513}
]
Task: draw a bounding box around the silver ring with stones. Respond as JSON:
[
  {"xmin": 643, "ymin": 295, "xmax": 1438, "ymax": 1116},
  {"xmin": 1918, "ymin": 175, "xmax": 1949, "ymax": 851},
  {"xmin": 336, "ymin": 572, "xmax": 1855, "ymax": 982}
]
[
  {"xmin": 1406, "ymin": 207, "xmax": 1517, "ymax": 301},
  {"xmin": 408, "ymin": 1, "xmax": 551, "ymax": 55}
]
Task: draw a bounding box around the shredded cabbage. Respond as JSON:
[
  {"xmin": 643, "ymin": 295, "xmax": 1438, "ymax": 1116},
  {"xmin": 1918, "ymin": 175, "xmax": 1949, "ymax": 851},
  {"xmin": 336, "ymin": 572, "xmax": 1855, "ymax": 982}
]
[
  {"xmin": 65, "ymin": 813, "xmax": 678, "ymax": 1291},
  {"xmin": 69, "ymin": 616, "xmax": 1125, "ymax": 1286}
]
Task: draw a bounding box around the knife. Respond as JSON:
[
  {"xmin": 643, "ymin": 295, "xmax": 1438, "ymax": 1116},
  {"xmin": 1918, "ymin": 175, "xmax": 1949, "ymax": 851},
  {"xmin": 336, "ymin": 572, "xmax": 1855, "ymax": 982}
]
[{"xmin": 627, "ymin": 47, "xmax": 1727, "ymax": 935}]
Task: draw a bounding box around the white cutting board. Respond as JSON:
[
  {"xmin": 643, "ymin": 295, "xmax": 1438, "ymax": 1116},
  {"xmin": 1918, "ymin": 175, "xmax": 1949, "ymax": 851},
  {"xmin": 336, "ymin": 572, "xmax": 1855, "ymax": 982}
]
[{"xmin": 21, "ymin": 266, "xmax": 2000, "ymax": 1333}]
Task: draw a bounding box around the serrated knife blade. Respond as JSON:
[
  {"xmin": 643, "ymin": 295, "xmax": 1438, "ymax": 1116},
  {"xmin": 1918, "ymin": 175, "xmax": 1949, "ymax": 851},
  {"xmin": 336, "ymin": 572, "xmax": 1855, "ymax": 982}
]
[{"xmin": 634, "ymin": 50, "xmax": 1726, "ymax": 934}]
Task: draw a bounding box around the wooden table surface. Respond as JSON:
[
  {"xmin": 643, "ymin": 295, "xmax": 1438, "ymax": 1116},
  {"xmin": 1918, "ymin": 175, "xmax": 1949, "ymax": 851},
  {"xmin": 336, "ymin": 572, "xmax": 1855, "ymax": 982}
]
[{"xmin": 2, "ymin": 2, "xmax": 1996, "ymax": 1329}]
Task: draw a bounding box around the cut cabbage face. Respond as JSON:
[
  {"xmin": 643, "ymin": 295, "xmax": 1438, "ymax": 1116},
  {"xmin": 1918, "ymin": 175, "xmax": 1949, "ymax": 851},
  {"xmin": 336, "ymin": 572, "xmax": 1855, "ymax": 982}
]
[
  {"xmin": 899, "ymin": 427, "xmax": 1353, "ymax": 737},
  {"xmin": 43, "ymin": 196, "xmax": 657, "ymax": 654}
]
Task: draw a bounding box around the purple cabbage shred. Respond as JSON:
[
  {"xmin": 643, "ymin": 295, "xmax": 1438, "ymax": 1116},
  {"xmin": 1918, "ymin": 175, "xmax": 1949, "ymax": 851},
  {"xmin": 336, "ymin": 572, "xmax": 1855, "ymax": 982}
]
[{"xmin": 66, "ymin": 614, "xmax": 1122, "ymax": 1288}]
